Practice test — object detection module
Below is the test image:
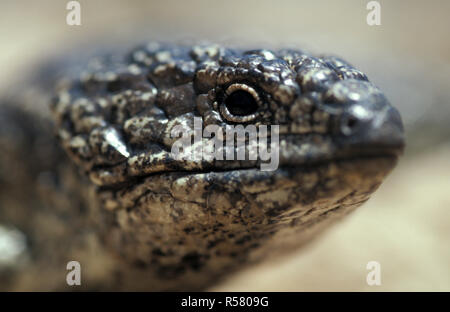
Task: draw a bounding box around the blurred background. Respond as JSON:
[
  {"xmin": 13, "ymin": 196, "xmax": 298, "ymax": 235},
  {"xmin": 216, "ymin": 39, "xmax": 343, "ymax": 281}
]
[{"xmin": 0, "ymin": 0, "xmax": 449, "ymax": 291}]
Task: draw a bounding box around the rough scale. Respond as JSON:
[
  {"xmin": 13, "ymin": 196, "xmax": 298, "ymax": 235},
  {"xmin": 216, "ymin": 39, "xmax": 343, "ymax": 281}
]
[{"xmin": 0, "ymin": 42, "xmax": 404, "ymax": 290}]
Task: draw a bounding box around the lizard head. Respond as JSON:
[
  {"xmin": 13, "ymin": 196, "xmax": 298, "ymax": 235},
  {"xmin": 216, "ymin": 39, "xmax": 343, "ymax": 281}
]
[
  {"xmin": 191, "ymin": 48, "xmax": 404, "ymax": 168},
  {"xmin": 52, "ymin": 43, "xmax": 404, "ymax": 267}
]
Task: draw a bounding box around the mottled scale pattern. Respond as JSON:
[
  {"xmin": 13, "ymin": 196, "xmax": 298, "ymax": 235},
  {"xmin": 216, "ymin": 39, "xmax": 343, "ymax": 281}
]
[
  {"xmin": 52, "ymin": 42, "xmax": 380, "ymax": 187},
  {"xmin": 0, "ymin": 41, "xmax": 403, "ymax": 291}
]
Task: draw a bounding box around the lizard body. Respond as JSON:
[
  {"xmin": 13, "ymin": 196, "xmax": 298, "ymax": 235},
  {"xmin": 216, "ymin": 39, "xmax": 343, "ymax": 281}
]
[{"xmin": 0, "ymin": 42, "xmax": 404, "ymax": 290}]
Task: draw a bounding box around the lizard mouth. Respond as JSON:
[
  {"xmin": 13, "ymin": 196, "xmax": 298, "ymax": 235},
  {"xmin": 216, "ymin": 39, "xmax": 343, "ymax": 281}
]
[
  {"xmin": 97, "ymin": 144, "xmax": 402, "ymax": 194},
  {"xmin": 276, "ymin": 139, "xmax": 403, "ymax": 168},
  {"xmin": 91, "ymin": 125, "xmax": 404, "ymax": 191}
]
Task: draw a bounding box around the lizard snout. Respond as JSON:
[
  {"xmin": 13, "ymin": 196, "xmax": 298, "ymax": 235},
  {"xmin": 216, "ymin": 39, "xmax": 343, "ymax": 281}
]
[{"xmin": 337, "ymin": 103, "xmax": 405, "ymax": 156}]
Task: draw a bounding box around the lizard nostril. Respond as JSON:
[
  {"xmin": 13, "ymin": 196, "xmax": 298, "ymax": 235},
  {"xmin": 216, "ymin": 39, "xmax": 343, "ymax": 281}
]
[
  {"xmin": 337, "ymin": 104, "xmax": 405, "ymax": 152},
  {"xmin": 341, "ymin": 114, "xmax": 359, "ymax": 136}
]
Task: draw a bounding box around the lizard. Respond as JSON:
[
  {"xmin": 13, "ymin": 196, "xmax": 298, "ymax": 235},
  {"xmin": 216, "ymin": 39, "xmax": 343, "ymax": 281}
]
[{"xmin": 0, "ymin": 42, "xmax": 404, "ymax": 291}]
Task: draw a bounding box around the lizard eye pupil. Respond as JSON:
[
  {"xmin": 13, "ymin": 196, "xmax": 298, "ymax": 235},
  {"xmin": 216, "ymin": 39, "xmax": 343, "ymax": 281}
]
[
  {"xmin": 220, "ymin": 83, "xmax": 261, "ymax": 122},
  {"xmin": 225, "ymin": 90, "xmax": 259, "ymax": 116}
]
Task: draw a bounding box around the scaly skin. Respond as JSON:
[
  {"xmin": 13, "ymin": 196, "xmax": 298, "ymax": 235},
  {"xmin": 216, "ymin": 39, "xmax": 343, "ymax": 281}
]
[{"xmin": 0, "ymin": 42, "xmax": 404, "ymax": 290}]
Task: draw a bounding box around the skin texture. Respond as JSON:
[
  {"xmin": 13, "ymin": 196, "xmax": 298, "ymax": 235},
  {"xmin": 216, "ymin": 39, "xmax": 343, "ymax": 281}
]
[{"xmin": 0, "ymin": 42, "xmax": 404, "ymax": 291}]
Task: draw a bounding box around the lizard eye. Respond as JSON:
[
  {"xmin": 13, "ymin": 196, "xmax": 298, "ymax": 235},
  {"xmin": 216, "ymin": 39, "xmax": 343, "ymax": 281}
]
[{"xmin": 220, "ymin": 83, "xmax": 261, "ymax": 122}]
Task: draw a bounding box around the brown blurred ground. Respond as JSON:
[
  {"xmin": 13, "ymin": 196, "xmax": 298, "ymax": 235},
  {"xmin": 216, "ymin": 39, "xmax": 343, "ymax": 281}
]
[{"xmin": 0, "ymin": 0, "xmax": 449, "ymax": 291}]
